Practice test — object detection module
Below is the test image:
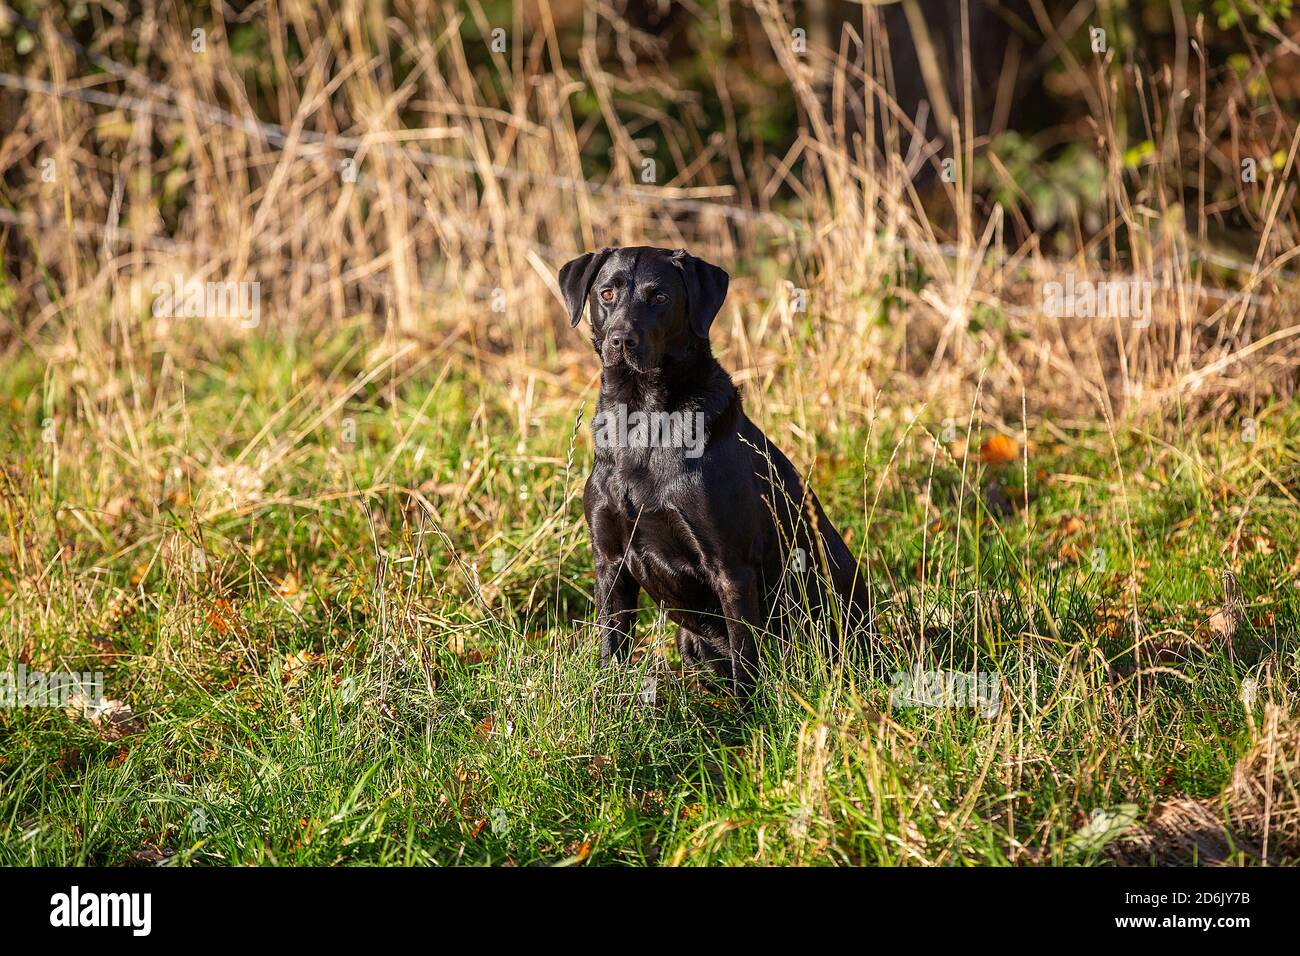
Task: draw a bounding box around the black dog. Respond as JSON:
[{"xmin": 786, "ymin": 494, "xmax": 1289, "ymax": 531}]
[{"xmin": 560, "ymin": 247, "xmax": 871, "ymax": 695}]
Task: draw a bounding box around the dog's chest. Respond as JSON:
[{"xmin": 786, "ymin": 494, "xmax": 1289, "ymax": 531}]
[
  {"xmin": 619, "ymin": 507, "xmax": 718, "ymax": 610},
  {"xmin": 591, "ymin": 467, "xmax": 708, "ymax": 563},
  {"xmin": 597, "ymin": 448, "xmax": 697, "ymax": 509}
]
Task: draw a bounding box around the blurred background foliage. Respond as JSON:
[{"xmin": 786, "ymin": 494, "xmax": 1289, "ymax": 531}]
[
  {"xmin": 0, "ymin": 0, "xmax": 1294, "ymax": 329},
  {"xmin": 2, "ymin": 0, "xmax": 1296, "ymax": 257}
]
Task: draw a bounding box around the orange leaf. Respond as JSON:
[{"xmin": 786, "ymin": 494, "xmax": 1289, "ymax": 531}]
[
  {"xmin": 979, "ymin": 434, "xmax": 1020, "ymax": 465},
  {"xmin": 206, "ymin": 599, "xmax": 237, "ymax": 635},
  {"xmin": 1057, "ymin": 515, "xmax": 1086, "ymax": 538}
]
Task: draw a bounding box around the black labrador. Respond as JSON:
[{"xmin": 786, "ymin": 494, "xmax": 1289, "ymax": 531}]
[{"xmin": 560, "ymin": 246, "xmax": 871, "ymax": 695}]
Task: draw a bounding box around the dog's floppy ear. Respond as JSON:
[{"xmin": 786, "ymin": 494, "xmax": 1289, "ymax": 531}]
[
  {"xmin": 558, "ymin": 249, "xmax": 612, "ymax": 328},
  {"xmin": 671, "ymin": 250, "xmax": 729, "ymax": 339}
]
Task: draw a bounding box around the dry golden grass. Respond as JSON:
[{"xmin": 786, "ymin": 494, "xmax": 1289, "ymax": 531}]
[{"xmin": 3, "ymin": 1, "xmax": 1297, "ymax": 430}]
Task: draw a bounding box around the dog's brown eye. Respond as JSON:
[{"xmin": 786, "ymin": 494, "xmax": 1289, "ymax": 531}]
[
  {"xmin": 654, "ymin": 292, "xmax": 668, "ymax": 303},
  {"xmin": 600, "ymin": 289, "xmax": 615, "ymax": 302}
]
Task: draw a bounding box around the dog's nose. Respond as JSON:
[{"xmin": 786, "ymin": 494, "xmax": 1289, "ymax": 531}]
[{"xmin": 606, "ymin": 329, "xmax": 637, "ymax": 351}]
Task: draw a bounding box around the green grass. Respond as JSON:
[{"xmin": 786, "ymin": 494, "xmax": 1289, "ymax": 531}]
[{"xmin": 1, "ymin": 323, "xmax": 1298, "ymax": 866}]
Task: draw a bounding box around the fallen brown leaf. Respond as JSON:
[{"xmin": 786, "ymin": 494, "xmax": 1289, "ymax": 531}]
[{"xmin": 979, "ymin": 434, "xmax": 1020, "ymax": 465}]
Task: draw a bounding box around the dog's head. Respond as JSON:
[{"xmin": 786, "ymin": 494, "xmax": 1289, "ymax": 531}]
[{"xmin": 558, "ymin": 246, "xmax": 729, "ymax": 373}]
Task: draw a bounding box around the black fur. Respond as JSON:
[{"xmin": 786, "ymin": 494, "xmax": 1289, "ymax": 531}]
[{"xmin": 561, "ymin": 246, "xmax": 872, "ymax": 696}]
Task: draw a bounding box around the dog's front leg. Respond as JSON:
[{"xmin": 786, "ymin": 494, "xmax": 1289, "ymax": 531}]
[
  {"xmin": 718, "ymin": 568, "xmax": 762, "ymax": 696},
  {"xmin": 594, "ymin": 558, "xmax": 639, "ymax": 666}
]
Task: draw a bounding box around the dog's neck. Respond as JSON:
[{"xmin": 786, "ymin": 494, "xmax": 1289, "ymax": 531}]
[
  {"xmin": 592, "ymin": 343, "xmax": 743, "ymax": 468},
  {"xmin": 596, "ymin": 343, "xmax": 738, "ymax": 423}
]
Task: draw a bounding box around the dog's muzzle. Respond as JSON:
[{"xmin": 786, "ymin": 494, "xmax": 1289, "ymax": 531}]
[{"xmin": 601, "ymin": 329, "xmax": 645, "ymax": 369}]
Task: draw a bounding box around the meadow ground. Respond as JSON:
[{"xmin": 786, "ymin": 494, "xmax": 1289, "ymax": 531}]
[
  {"xmin": 3, "ymin": 0, "xmax": 1300, "ymax": 868},
  {"xmin": 2, "ymin": 315, "xmax": 1298, "ymax": 866}
]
